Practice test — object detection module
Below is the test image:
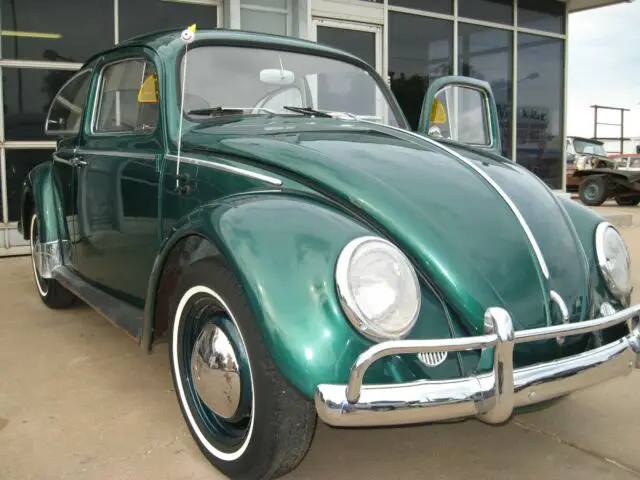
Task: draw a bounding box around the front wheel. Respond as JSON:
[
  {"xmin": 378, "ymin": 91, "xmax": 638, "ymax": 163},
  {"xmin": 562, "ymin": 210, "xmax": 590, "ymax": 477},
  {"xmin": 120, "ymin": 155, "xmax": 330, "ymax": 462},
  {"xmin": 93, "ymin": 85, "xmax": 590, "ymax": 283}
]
[
  {"xmin": 578, "ymin": 175, "xmax": 609, "ymax": 206},
  {"xmin": 168, "ymin": 259, "xmax": 316, "ymax": 479}
]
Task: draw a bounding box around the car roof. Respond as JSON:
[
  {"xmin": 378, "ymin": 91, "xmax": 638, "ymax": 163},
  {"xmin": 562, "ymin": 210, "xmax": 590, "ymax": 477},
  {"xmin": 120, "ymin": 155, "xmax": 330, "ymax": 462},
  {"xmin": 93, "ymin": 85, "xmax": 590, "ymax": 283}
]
[
  {"xmin": 82, "ymin": 28, "xmax": 368, "ymax": 70},
  {"xmin": 568, "ymin": 136, "xmax": 604, "ymax": 145}
]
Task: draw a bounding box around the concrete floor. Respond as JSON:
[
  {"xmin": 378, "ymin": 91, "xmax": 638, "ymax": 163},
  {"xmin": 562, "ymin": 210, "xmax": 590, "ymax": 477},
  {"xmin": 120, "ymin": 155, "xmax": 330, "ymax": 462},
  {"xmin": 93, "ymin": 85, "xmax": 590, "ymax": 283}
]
[{"xmin": 2, "ymin": 226, "xmax": 640, "ymax": 479}]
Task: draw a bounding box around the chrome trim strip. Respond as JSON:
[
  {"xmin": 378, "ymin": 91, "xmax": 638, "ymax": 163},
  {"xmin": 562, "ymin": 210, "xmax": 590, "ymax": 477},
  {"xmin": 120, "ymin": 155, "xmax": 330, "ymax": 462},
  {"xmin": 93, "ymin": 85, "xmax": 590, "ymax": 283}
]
[
  {"xmin": 367, "ymin": 122, "xmax": 550, "ymax": 280},
  {"xmin": 165, "ymin": 154, "xmax": 283, "ymax": 186},
  {"xmin": 316, "ymin": 304, "xmax": 640, "ymax": 427},
  {"xmin": 75, "ymin": 149, "xmax": 157, "ymax": 161}
]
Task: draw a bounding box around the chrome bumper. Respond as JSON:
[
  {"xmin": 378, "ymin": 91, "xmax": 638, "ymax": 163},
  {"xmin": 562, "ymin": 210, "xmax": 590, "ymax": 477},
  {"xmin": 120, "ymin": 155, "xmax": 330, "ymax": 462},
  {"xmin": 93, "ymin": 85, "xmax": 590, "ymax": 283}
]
[{"xmin": 315, "ymin": 306, "xmax": 640, "ymax": 427}]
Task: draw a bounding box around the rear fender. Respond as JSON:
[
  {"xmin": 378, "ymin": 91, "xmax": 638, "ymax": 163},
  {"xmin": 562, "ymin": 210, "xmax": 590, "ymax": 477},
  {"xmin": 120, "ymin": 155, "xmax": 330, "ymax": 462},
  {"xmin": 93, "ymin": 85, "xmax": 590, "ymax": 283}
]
[
  {"xmin": 144, "ymin": 192, "xmax": 462, "ymax": 399},
  {"xmin": 21, "ymin": 162, "xmax": 69, "ymax": 243},
  {"xmin": 20, "ymin": 162, "xmax": 70, "ymax": 276}
]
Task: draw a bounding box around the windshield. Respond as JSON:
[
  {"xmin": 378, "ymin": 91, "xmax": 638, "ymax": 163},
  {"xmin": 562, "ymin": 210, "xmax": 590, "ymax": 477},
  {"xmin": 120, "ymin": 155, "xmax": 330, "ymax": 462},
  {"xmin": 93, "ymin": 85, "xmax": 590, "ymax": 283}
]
[
  {"xmin": 572, "ymin": 139, "xmax": 607, "ymax": 156},
  {"xmin": 179, "ymin": 45, "xmax": 401, "ymax": 127}
]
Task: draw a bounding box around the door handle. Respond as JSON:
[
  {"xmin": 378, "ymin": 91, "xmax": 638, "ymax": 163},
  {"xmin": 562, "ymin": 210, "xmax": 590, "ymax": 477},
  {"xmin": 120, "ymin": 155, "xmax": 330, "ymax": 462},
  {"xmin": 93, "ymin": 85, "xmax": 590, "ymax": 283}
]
[{"xmin": 71, "ymin": 156, "xmax": 88, "ymax": 167}]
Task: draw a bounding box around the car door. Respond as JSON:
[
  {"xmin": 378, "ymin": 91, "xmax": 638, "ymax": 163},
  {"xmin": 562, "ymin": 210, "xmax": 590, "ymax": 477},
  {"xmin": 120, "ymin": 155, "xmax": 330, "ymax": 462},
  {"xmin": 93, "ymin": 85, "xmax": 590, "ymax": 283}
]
[
  {"xmin": 74, "ymin": 52, "xmax": 163, "ymax": 307},
  {"xmin": 44, "ymin": 68, "xmax": 94, "ymax": 261},
  {"xmin": 417, "ymin": 75, "xmax": 503, "ymax": 157}
]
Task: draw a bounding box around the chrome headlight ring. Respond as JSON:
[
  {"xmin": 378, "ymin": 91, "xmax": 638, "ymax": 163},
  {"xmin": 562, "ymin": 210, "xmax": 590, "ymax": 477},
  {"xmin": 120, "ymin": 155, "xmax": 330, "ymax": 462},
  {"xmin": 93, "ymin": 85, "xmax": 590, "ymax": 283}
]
[
  {"xmin": 595, "ymin": 222, "xmax": 632, "ymax": 302},
  {"xmin": 335, "ymin": 236, "xmax": 421, "ymax": 342}
]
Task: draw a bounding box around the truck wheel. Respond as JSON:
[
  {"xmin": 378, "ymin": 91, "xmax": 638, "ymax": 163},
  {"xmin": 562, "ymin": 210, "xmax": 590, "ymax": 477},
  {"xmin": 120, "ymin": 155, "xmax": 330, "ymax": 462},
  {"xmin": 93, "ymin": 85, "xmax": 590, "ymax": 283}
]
[
  {"xmin": 168, "ymin": 258, "xmax": 316, "ymax": 480},
  {"xmin": 29, "ymin": 213, "xmax": 76, "ymax": 309},
  {"xmin": 615, "ymin": 195, "xmax": 640, "ymax": 206},
  {"xmin": 579, "ymin": 176, "xmax": 608, "ymax": 206}
]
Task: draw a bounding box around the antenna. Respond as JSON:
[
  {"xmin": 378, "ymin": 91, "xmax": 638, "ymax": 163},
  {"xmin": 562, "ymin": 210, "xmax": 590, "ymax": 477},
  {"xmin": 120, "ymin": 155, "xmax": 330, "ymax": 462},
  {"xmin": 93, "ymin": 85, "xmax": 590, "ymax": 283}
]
[{"xmin": 176, "ymin": 24, "xmax": 196, "ymax": 191}]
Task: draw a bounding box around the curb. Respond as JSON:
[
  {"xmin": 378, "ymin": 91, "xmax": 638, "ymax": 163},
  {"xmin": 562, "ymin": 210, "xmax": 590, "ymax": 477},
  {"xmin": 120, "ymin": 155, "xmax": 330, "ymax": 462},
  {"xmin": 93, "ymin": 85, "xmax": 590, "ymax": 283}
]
[{"xmin": 602, "ymin": 214, "xmax": 633, "ymax": 228}]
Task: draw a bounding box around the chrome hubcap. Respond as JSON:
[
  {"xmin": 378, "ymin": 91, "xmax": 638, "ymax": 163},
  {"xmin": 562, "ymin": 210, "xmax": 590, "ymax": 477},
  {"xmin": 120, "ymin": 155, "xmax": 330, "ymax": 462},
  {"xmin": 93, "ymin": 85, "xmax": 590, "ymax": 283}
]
[{"xmin": 190, "ymin": 323, "xmax": 241, "ymax": 419}]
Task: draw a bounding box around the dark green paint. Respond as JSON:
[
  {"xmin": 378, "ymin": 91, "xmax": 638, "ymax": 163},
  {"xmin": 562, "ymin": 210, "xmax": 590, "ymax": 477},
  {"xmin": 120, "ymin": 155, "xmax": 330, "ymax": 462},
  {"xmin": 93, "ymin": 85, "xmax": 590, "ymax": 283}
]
[{"xmin": 21, "ymin": 29, "xmax": 622, "ymax": 402}]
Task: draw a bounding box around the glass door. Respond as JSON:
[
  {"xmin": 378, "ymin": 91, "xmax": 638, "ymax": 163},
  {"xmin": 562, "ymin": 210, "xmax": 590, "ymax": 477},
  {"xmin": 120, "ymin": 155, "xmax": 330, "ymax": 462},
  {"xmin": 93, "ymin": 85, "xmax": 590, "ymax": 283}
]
[
  {"xmin": 311, "ymin": 18, "xmax": 382, "ymax": 73},
  {"xmin": 310, "ymin": 18, "xmax": 387, "ymax": 124}
]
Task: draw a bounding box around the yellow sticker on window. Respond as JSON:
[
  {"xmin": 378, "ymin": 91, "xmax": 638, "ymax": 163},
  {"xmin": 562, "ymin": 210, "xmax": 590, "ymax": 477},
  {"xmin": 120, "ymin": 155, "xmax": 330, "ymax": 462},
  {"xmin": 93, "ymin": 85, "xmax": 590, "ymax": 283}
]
[
  {"xmin": 430, "ymin": 99, "xmax": 447, "ymax": 124},
  {"xmin": 138, "ymin": 74, "xmax": 159, "ymax": 103}
]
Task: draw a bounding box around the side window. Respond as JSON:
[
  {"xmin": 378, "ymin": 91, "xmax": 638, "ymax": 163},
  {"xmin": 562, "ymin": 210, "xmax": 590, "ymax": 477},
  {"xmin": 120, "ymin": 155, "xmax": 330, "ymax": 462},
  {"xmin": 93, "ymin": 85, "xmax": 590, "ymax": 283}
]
[
  {"xmin": 428, "ymin": 85, "xmax": 490, "ymax": 146},
  {"xmin": 45, "ymin": 70, "xmax": 92, "ymax": 135},
  {"xmin": 94, "ymin": 58, "xmax": 159, "ymax": 134}
]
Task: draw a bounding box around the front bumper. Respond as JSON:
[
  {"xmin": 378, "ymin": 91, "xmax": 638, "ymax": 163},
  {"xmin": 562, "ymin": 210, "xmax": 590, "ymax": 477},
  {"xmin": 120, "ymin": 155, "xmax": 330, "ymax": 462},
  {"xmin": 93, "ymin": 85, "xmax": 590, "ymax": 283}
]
[{"xmin": 315, "ymin": 305, "xmax": 640, "ymax": 427}]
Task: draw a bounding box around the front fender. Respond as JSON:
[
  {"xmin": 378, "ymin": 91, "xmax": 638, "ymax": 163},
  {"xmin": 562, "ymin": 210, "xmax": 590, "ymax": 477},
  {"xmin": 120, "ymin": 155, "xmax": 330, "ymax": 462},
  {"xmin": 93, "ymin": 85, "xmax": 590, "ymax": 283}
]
[
  {"xmin": 20, "ymin": 162, "xmax": 68, "ymax": 244},
  {"xmin": 146, "ymin": 192, "xmax": 464, "ymax": 399},
  {"xmin": 558, "ymin": 197, "xmax": 629, "ymax": 310}
]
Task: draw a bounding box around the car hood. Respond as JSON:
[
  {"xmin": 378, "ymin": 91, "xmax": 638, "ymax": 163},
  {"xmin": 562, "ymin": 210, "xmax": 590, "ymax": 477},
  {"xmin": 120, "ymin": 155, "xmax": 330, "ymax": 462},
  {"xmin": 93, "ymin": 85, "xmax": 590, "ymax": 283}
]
[{"xmin": 182, "ymin": 119, "xmax": 590, "ymax": 336}]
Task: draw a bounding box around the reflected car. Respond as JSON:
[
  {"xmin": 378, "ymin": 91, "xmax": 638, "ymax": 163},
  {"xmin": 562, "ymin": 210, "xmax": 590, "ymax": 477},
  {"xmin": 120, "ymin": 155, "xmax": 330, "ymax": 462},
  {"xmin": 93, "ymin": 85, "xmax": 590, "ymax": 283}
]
[{"xmin": 19, "ymin": 29, "xmax": 640, "ymax": 479}]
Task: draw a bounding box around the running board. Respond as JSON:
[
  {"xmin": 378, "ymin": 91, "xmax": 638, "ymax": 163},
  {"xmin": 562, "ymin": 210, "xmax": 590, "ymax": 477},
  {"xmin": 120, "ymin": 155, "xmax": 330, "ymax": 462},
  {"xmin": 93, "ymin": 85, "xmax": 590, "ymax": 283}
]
[{"xmin": 52, "ymin": 266, "xmax": 144, "ymax": 342}]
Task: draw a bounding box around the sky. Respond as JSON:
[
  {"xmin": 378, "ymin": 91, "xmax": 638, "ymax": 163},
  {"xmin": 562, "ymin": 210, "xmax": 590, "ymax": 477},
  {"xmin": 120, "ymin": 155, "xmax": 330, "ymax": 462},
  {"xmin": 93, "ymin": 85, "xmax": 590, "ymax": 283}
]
[{"xmin": 567, "ymin": 0, "xmax": 640, "ymax": 140}]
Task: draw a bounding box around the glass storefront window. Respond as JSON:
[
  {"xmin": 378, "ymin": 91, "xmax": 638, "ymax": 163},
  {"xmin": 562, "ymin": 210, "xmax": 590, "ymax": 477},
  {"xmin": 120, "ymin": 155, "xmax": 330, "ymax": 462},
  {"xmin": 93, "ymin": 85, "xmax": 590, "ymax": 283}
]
[
  {"xmin": 388, "ymin": 12, "xmax": 453, "ymax": 131},
  {"xmin": 3, "ymin": 68, "xmax": 75, "ymax": 141},
  {"xmin": 516, "ymin": 33, "xmax": 564, "ymax": 189},
  {"xmin": 458, "ymin": 23, "xmax": 513, "ymax": 158},
  {"xmin": 6, "ymin": 149, "xmax": 53, "ymax": 222},
  {"xmin": 1, "ymin": 0, "xmax": 113, "ymax": 62},
  {"xmin": 388, "ymin": 0, "xmax": 452, "ymax": 15},
  {"xmin": 458, "ymin": 0, "xmax": 513, "ymax": 25},
  {"xmin": 518, "ymin": 0, "xmax": 566, "ymax": 35},
  {"xmin": 119, "ymin": 0, "xmax": 218, "ymax": 43},
  {"xmin": 241, "ymin": 10, "xmax": 288, "ymax": 36}
]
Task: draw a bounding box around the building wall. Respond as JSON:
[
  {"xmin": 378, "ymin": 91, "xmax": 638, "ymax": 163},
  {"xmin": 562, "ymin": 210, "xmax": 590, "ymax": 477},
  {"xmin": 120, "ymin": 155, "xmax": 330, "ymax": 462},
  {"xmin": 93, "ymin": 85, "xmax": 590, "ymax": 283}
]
[{"xmin": 0, "ymin": 0, "xmax": 567, "ymax": 256}]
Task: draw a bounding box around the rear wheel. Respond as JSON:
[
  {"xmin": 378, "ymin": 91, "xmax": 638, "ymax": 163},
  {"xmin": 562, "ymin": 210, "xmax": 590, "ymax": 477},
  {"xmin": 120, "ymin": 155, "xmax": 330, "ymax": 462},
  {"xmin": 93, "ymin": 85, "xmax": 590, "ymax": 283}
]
[
  {"xmin": 168, "ymin": 259, "xmax": 316, "ymax": 479},
  {"xmin": 579, "ymin": 175, "xmax": 608, "ymax": 206},
  {"xmin": 29, "ymin": 213, "xmax": 76, "ymax": 309},
  {"xmin": 615, "ymin": 195, "xmax": 640, "ymax": 206}
]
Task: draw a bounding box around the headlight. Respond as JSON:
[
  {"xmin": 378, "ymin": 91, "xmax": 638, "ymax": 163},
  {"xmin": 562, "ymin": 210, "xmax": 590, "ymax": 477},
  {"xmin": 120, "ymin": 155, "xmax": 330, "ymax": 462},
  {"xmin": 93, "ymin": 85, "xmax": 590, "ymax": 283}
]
[
  {"xmin": 335, "ymin": 236, "xmax": 421, "ymax": 341},
  {"xmin": 595, "ymin": 222, "xmax": 631, "ymax": 300}
]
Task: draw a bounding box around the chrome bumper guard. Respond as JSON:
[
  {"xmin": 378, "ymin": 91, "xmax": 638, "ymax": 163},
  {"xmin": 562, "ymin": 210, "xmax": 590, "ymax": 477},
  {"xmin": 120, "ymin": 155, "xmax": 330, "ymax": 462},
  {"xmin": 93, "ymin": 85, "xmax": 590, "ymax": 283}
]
[{"xmin": 315, "ymin": 306, "xmax": 640, "ymax": 427}]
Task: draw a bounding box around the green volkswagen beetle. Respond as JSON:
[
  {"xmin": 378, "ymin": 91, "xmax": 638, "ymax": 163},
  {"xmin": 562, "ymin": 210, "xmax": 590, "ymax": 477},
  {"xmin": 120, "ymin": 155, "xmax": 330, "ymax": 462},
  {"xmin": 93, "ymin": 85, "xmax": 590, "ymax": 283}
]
[{"xmin": 19, "ymin": 27, "xmax": 640, "ymax": 479}]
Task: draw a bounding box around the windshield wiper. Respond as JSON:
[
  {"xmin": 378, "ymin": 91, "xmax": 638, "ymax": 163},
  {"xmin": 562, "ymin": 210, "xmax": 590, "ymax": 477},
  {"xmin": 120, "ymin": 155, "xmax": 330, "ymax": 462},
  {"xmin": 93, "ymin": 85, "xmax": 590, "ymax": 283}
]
[
  {"xmin": 187, "ymin": 107, "xmax": 247, "ymax": 116},
  {"xmin": 187, "ymin": 106, "xmax": 277, "ymax": 117},
  {"xmin": 282, "ymin": 106, "xmax": 333, "ymax": 118}
]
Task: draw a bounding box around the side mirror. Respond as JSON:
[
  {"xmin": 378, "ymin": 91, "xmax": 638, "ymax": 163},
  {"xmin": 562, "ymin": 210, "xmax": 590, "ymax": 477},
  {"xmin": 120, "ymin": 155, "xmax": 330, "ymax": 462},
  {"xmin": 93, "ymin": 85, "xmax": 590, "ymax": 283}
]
[{"xmin": 418, "ymin": 76, "xmax": 502, "ymax": 156}]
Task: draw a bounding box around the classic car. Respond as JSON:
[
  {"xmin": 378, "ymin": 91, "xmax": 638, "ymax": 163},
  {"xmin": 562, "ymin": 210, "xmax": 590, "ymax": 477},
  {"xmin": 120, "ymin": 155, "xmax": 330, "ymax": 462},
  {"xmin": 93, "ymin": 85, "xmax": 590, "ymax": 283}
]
[{"xmin": 19, "ymin": 27, "xmax": 640, "ymax": 480}]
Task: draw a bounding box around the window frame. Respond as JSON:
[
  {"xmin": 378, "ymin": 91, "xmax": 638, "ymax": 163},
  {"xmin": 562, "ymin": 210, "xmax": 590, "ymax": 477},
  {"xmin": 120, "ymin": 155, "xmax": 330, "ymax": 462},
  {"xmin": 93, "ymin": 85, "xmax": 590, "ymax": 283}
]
[
  {"xmin": 90, "ymin": 55, "xmax": 161, "ymax": 137},
  {"xmin": 44, "ymin": 68, "xmax": 93, "ymax": 137}
]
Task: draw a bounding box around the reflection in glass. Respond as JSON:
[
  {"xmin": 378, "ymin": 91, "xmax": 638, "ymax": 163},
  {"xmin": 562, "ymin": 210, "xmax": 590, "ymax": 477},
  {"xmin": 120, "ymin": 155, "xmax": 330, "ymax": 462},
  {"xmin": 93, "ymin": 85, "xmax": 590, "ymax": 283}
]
[
  {"xmin": 1, "ymin": 0, "xmax": 113, "ymax": 62},
  {"xmin": 119, "ymin": 0, "xmax": 218, "ymax": 42},
  {"xmin": 388, "ymin": 13, "xmax": 453, "ymax": 131},
  {"xmin": 516, "ymin": 33, "xmax": 564, "ymax": 189},
  {"xmin": 181, "ymin": 46, "xmax": 399, "ymax": 126},
  {"xmin": 46, "ymin": 70, "xmax": 92, "ymax": 135},
  {"xmin": 3, "ymin": 68, "xmax": 75, "ymax": 141},
  {"xmin": 7, "ymin": 149, "xmax": 53, "ymax": 222},
  {"xmin": 518, "ymin": 0, "xmax": 566, "ymax": 34},
  {"xmin": 458, "ymin": 23, "xmax": 513, "ymax": 157},
  {"xmin": 433, "ymin": 86, "xmax": 490, "ymax": 146},
  {"xmin": 458, "ymin": 0, "xmax": 513, "ymax": 24}
]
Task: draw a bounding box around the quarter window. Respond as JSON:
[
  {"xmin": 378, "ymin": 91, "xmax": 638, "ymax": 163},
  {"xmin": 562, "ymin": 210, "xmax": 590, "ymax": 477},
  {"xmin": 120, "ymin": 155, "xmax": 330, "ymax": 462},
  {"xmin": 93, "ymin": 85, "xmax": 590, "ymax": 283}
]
[
  {"xmin": 94, "ymin": 59, "xmax": 160, "ymax": 134},
  {"xmin": 45, "ymin": 70, "xmax": 92, "ymax": 135}
]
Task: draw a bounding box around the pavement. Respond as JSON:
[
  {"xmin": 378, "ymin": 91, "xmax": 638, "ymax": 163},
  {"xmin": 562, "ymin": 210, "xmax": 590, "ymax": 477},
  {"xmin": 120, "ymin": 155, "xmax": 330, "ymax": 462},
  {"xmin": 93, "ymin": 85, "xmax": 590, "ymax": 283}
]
[{"xmin": 2, "ymin": 208, "xmax": 640, "ymax": 479}]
